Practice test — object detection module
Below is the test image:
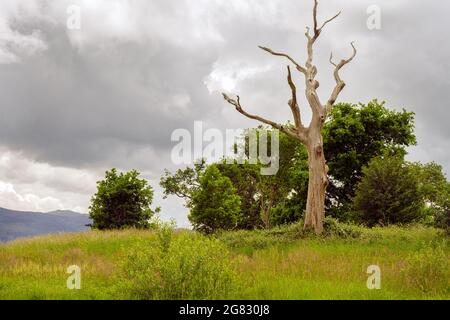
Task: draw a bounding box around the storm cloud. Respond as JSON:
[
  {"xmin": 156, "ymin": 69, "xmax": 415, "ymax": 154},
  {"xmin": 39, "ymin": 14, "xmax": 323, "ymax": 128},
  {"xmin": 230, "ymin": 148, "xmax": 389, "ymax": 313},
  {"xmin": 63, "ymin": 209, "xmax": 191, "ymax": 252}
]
[{"xmin": 0, "ymin": 0, "xmax": 449, "ymax": 226}]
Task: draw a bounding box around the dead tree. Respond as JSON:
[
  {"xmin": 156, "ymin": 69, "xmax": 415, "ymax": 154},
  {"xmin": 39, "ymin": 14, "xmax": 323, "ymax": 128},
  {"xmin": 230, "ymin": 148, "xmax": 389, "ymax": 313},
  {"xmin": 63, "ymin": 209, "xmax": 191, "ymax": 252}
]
[{"xmin": 223, "ymin": 0, "xmax": 356, "ymax": 234}]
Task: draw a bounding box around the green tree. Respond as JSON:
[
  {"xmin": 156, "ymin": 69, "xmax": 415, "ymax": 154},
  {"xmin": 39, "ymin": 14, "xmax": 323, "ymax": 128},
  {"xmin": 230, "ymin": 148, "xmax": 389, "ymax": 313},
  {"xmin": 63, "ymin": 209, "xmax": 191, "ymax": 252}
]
[
  {"xmin": 160, "ymin": 160, "xmax": 259, "ymax": 230},
  {"xmin": 268, "ymin": 134, "xmax": 309, "ymax": 226},
  {"xmin": 323, "ymin": 100, "xmax": 416, "ymax": 220},
  {"xmin": 189, "ymin": 165, "xmax": 241, "ymax": 233},
  {"xmin": 160, "ymin": 129, "xmax": 309, "ymax": 230},
  {"xmin": 215, "ymin": 162, "xmax": 261, "ymax": 229},
  {"xmin": 89, "ymin": 169, "xmax": 158, "ymax": 230},
  {"xmin": 224, "ymin": 129, "xmax": 309, "ymax": 228},
  {"xmin": 353, "ymin": 156, "xmax": 424, "ymax": 227},
  {"xmin": 410, "ymin": 162, "xmax": 449, "ymax": 227},
  {"xmin": 160, "ymin": 160, "xmax": 206, "ymax": 209}
]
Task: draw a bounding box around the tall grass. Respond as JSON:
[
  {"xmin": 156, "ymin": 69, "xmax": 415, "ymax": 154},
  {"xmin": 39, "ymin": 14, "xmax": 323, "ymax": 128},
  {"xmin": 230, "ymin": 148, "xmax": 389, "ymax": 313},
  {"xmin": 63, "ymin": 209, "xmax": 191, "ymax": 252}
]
[
  {"xmin": 0, "ymin": 223, "xmax": 448, "ymax": 300},
  {"xmin": 116, "ymin": 230, "xmax": 239, "ymax": 299}
]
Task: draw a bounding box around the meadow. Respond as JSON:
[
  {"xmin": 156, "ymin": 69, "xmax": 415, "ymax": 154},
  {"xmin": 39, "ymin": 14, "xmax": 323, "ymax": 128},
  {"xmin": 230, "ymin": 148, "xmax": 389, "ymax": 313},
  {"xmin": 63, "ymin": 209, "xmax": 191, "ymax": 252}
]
[{"xmin": 0, "ymin": 222, "xmax": 448, "ymax": 300}]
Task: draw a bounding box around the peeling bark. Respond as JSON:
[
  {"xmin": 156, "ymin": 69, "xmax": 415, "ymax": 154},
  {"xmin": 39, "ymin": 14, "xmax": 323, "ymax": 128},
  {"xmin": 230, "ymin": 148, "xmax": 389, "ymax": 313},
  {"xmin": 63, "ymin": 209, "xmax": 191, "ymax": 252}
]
[
  {"xmin": 222, "ymin": 0, "xmax": 356, "ymax": 234},
  {"xmin": 304, "ymin": 125, "xmax": 328, "ymax": 233}
]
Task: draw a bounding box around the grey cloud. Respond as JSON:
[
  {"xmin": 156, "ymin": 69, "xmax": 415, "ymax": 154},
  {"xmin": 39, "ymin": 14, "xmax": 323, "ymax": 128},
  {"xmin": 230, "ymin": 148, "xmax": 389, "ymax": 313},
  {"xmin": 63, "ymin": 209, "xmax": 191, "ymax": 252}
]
[{"xmin": 0, "ymin": 0, "xmax": 449, "ymax": 223}]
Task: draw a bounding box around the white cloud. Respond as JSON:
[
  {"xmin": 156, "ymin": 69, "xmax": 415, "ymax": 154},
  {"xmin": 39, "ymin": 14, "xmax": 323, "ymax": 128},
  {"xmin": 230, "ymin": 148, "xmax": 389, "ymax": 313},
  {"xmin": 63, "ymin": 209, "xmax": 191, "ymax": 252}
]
[
  {"xmin": 205, "ymin": 62, "xmax": 272, "ymax": 93},
  {"xmin": 0, "ymin": 149, "xmax": 99, "ymax": 213},
  {"xmin": 0, "ymin": 23, "xmax": 48, "ymax": 64},
  {"xmin": 0, "ymin": 181, "xmax": 65, "ymax": 212},
  {"xmin": 0, "ymin": 1, "xmax": 49, "ymax": 63}
]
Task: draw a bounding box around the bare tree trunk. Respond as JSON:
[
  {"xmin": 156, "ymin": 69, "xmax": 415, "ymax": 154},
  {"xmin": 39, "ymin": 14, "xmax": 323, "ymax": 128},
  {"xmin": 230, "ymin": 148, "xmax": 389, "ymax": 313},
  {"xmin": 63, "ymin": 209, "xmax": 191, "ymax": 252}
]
[
  {"xmin": 222, "ymin": 0, "xmax": 356, "ymax": 234},
  {"xmin": 304, "ymin": 135, "xmax": 327, "ymax": 233}
]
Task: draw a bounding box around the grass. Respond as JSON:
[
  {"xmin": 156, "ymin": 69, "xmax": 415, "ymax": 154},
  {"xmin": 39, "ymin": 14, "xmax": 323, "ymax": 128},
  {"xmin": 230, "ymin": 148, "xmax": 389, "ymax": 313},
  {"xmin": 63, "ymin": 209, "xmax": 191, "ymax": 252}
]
[{"xmin": 0, "ymin": 224, "xmax": 448, "ymax": 300}]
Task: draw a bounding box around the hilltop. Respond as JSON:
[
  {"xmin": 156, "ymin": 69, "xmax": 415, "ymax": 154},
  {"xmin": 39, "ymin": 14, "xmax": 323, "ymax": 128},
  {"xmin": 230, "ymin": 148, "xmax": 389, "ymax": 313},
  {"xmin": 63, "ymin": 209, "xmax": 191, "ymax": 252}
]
[
  {"xmin": 0, "ymin": 207, "xmax": 90, "ymax": 242},
  {"xmin": 0, "ymin": 224, "xmax": 448, "ymax": 300}
]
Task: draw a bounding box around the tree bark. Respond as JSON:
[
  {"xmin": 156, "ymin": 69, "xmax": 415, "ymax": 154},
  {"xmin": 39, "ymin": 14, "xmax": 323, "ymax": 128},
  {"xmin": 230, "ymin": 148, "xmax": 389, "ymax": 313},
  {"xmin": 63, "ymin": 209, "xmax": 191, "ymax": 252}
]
[
  {"xmin": 304, "ymin": 129, "xmax": 328, "ymax": 233},
  {"xmin": 222, "ymin": 0, "xmax": 356, "ymax": 234}
]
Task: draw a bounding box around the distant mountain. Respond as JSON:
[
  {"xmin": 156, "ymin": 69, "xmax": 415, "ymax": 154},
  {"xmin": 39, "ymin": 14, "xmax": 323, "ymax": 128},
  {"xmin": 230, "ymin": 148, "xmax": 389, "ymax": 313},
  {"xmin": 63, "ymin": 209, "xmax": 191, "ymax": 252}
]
[{"xmin": 0, "ymin": 207, "xmax": 91, "ymax": 242}]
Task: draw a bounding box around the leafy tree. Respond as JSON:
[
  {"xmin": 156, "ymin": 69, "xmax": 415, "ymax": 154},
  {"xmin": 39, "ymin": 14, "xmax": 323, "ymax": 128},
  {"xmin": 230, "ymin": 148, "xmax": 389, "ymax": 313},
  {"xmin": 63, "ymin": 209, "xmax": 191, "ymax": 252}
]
[
  {"xmin": 160, "ymin": 160, "xmax": 206, "ymax": 209},
  {"xmin": 410, "ymin": 162, "xmax": 448, "ymax": 206},
  {"xmin": 160, "ymin": 100, "xmax": 420, "ymax": 229},
  {"xmin": 323, "ymin": 100, "xmax": 416, "ymax": 220},
  {"xmin": 161, "ymin": 160, "xmax": 259, "ymax": 230},
  {"xmin": 257, "ymin": 131, "xmax": 307, "ymax": 228},
  {"xmin": 225, "ymin": 129, "xmax": 309, "ymax": 229},
  {"xmin": 268, "ymin": 136, "xmax": 309, "ymax": 226},
  {"xmin": 353, "ymin": 156, "xmax": 424, "ymax": 227},
  {"xmin": 160, "ymin": 129, "xmax": 309, "ymax": 230},
  {"xmin": 268, "ymin": 101, "xmax": 416, "ymax": 225},
  {"xmin": 89, "ymin": 169, "xmax": 158, "ymax": 230},
  {"xmin": 215, "ymin": 162, "xmax": 261, "ymax": 229},
  {"xmin": 410, "ymin": 162, "xmax": 449, "ymax": 227},
  {"xmin": 189, "ymin": 165, "xmax": 241, "ymax": 233}
]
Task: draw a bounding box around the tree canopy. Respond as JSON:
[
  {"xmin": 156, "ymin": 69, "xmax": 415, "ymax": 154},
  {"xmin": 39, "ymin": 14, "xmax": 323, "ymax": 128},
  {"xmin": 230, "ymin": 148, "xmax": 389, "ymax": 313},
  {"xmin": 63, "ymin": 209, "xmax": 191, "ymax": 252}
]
[
  {"xmin": 159, "ymin": 100, "xmax": 448, "ymax": 232},
  {"xmin": 353, "ymin": 156, "xmax": 424, "ymax": 226},
  {"xmin": 189, "ymin": 165, "xmax": 242, "ymax": 233},
  {"xmin": 89, "ymin": 169, "xmax": 158, "ymax": 230},
  {"xmin": 324, "ymin": 100, "xmax": 416, "ymax": 218}
]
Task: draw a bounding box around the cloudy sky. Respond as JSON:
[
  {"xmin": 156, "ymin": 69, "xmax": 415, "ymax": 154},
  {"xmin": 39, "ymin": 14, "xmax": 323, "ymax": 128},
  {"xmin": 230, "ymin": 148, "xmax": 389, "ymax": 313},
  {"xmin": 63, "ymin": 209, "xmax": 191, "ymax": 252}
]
[{"xmin": 0, "ymin": 0, "xmax": 449, "ymax": 227}]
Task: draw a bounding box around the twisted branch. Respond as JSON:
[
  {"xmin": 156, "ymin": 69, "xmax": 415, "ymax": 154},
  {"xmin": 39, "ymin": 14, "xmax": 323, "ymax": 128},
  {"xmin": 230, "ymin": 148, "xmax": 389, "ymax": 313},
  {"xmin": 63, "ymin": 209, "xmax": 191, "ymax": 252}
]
[
  {"xmin": 326, "ymin": 42, "xmax": 357, "ymax": 113},
  {"xmin": 222, "ymin": 93, "xmax": 303, "ymax": 142},
  {"xmin": 258, "ymin": 46, "xmax": 307, "ymax": 75}
]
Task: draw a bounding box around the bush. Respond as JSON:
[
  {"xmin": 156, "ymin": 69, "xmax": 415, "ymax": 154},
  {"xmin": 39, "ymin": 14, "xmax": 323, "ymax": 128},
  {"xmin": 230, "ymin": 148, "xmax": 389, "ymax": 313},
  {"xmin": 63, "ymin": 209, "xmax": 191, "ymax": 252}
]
[
  {"xmin": 118, "ymin": 230, "xmax": 239, "ymax": 300},
  {"xmin": 353, "ymin": 156, "xmax": 424, "ymax": 227},
  {"xmin": 89, "ymin": 169, "xmax": 158, "ymax": 230},
  {"xmin": 435, "ymin": 208, "xmax": 450, "ymax": 236},
  {"xmin": 401, "ymin": 240, "xmax": 449, "ymax": 295},
  {"xmin": 270, "ymin": 203, "xmax": 304, "ymax": 227},
  {"xmin": 219, "ymin": 218, "xmax": 363, "ymax": 254},
  {"xmin": 189, "ymin": 165, "xmax": 242, "ymax": 233},
  {"xmin": 323, "ymin": 217, "xmax": 363, "ymax": 238}
]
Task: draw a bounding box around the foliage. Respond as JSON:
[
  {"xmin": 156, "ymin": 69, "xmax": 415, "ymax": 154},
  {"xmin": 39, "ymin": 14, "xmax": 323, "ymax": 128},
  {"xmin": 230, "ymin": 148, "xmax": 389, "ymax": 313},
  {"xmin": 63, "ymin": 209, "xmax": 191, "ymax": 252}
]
[
  {"xmin": 322, "ymin": 217, "xmax": 363, "ymax": 238},
  {"xmin": 218, "ymin": 128, "xmax": 308, "ymax": 229},
  {"xmin": 353, "ymin": 156, "xmax": 424, "ymax": 226},
  {"xmin": 409, "ymin": 162, "xmax": 449, "ymax": 228},
  {"xmin": 89, "ymin": 169, "xmax": 158, "ymax": 230},
  {"xmin": 401, "ymin": 240, "xmax": 450, "ymax": 295},
  {"xmin": 118, "ymin": 231, "xmax": 239, "ymax": 300},
  {"xmin": 218, "ymin": 218, "xmax": 364, "ymax": 255},
  {"xmin": 160, "ymin": 160, "xmax": 206, "ymax": 209},
  {"xmin": 189, "ymin": 165, "xmax": 241, "ymax": 233},
  {"xmin": 159, "ymin": 101, "xmax": 443, "ymax": 230},
  {"xmin": 254, "ymin": 101, "xmax": 417, "ymax": 226},
  {"xmin": 324, "ymin": 100, "xmax": 417, "ymax": 217},
  {"xmin": 261, "ymin": 132, "xmax": 308, "ymax": 228},
  {"xmin": 0, "ymin": 226, "xmax": 448, "ymax": 300},
  {"xmin": 215, "ymin": 162, "xmax": 262, "ymax": 229}
]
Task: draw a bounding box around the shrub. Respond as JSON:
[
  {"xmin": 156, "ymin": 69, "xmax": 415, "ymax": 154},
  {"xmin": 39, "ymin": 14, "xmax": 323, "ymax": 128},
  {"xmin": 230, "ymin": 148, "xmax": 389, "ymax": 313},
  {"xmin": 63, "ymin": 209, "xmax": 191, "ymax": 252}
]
[
  {"xmin": 219, "ymin": 218, "xmax": 363, "ymax": 254},
  {"xmin": 353, "ymin": 156, "xmax": 424, "ymax": 227},
  {"xmin": 118, "ymin": 231, "xmax": 238, "ymax": 300},
  {"xmin": 89, "ymin": 169, "xmax": 158, "ymax": 230},
  {"xmin": 435, "ymin": 208, "xmax": 450, "ymax": 236},
  {"xmin": 189, "ymin": 165, "xmax": 242, "ymax": 233},
  {"xmin": 323, "ymin": 217, "xmax": 363, "ymax": 238},
  {"xmin": 401, "ymin": 240, "xmax": 450, "ymax": 295}
]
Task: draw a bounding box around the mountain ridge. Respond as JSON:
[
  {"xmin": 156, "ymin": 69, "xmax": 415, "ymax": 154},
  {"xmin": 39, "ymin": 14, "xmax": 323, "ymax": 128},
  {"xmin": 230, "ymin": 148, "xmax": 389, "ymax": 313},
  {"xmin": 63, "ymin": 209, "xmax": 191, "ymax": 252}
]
[{"xmin": 0, "ymin": 206, "xmax": 91, "ymax": 242}]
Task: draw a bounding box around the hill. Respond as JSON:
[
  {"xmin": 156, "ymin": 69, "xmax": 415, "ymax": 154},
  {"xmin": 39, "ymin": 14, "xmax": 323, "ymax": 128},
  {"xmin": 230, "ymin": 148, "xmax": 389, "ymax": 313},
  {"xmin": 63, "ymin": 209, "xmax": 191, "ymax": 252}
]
[
  {"xmin": 0, "ymin": 207, "xmax": 91, "ymax": 242},
  {"xmin": 0, "ymin": 224, "xmax": 448, "ymax": 300}
]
